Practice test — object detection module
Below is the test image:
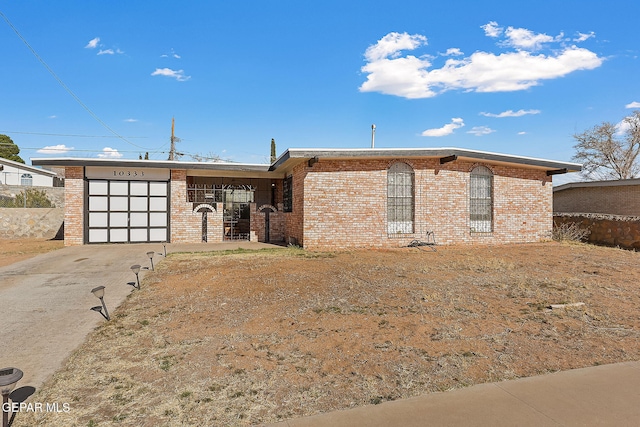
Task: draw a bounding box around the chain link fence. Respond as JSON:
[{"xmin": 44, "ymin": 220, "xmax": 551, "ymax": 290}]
[{"xmin": 0, "ymin": 188, "xmax": 56, "ymax": 208}]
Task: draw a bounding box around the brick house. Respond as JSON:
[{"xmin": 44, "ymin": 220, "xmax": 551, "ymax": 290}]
[
  {"xmin": 32, "ymin": 148, "xmax": 580, "ymax": 250},
  {"xmin": 553, "ymin": 179, "xmax": 640, "ymax": 216}
]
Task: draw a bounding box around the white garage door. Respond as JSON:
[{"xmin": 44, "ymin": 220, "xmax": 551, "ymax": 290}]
[{"xmin": 87, "ymin": 180, "xmax": 169, "ymax": 243}]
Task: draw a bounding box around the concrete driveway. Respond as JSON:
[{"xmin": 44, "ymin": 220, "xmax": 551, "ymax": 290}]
[{"xmin": 0, "ymin": 241, "xmax": 279, "ymax": 390}]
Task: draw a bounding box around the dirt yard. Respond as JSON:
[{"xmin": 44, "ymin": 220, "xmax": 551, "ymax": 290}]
[
  {"xmin": 0, "ymin": 239, "xmax": 63, "ymax": 267},
  {"xmin": 13, "ymin": 242, "xmax": 640, "ymax": 427}
]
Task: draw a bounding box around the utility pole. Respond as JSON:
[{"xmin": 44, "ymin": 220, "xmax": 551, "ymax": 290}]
[{"xmin": 169, "ymin": 117, "xmax": 176, "ymax": 161}]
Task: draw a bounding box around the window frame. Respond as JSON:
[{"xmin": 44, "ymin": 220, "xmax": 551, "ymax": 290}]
[
  {"xmin": 387, "ymin": 162, "xmax": 415, "ymax": 234},
  {"xmin": 20, "ymin": 173, "xmax": 33, "ymax": 186},
  {"xmin": 469, "ymin": 166, "xmax": 493, "ymax": 233},
  {"xmin": 283, "ymin": 175, "xmax": 293, "ymax": 213}
]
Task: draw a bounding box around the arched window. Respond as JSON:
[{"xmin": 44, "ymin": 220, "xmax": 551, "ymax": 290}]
[
  {"xmin": 21, "ymin": 173, "xmax": 33, "ymax": 186},
  {"xmin": 470, "ymin": 166, "xmax": 493, "ymax": 232},
  {"xmin": 387, "ymin": 162, "xmax": 414, "ymax": 233}
]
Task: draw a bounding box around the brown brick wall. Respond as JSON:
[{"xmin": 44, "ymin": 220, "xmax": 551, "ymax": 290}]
[
  {"xmin": 64, "ymin": 166, "xmax": 84, "ymax": 246},
  {"xmin": 554, "ymin": 185, "xmax": 640, "ymax": 216},
  {"xmin": 284, "ymin": 163, "xmax": 305, "ymax": 246},
  {"xmin": 250, "ymin": 203, "xmax": 285, "ymax": 243},
  {"xmin": 300, "ymin": 159, "xmax": 552, "ymax": 250},
  {"xmin": 170, "ymin": 170, "xmax": 192, "ymax": 243}
]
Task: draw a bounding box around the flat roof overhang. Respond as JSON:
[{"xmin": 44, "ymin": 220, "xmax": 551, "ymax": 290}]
[
  {"xmin": 270, "ymin": 148, "xmax": 582, "ymax": 175},
  {"xmin": 32, "ymin": 147, "xmax": 582, "ymax": 179},
  {"xmin": 31, "ymin": 157, "xmax": 274, "ymax": 179}
]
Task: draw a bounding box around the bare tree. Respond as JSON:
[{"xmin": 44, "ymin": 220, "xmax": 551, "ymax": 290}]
[
  {"xmin": 573, "ymin": 111, "xmax": 640, "ymax": 180},
  {"xmin": 189, "ymin": 152, "xmax": 225, "ymax": 162}
]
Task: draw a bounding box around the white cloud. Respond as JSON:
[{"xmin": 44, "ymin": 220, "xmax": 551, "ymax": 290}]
[
  {"xmin": 37, "ymin": 144, "xmax": 73, "ymax": 154},
  {"xmin": 360, "ymin": 26, "xmax": 603, "ymax": 99},
  {"xmin": 421, "ymin": 118, "xmax": 464, "ymax": 137},
  {"xmin": 97, "ymin": 147, "xmax": 123, "ymax": 158},
  {"xmin": 503, "ymin": 26, "xmax": 558, "ymax": 51},
  {"xmin": 364, "ymin": 32, "xmax": 428, "ymax": 62},
  {"xmin": 480, "ymin": 109, "xmax": 541, "ymax": 118},
  {"xmin": 151, "ymin": 68, "xmax": 191, "ymax": 82},
  {"xmin": 97, "ymin": 48, "xmax": 124, "ymax": 55},
  {"xmin": 467, "ymin": 126, "xmax": 496, "ymax": 136},
  {"xmin": 518, "ymin": 131, "xmax": 527, "ymax": 135},
  {"xmin": 575, "ymin": 31, "xmax": 595, "ymax": 42},
  {"xmin": 161, "ymin": 48, "xmax": 181, "ymax": 59},
  {"xmin": 625, "ymin": 101, "xmax": 640, "ymax": 109},
  {"xmin": 85, "ymin": 37, "xmax": 100, "ymax": 49},
  {"xmin": 482, "ymin": 21, "xmax": 502, "ymax": 38},
  {"xmin": 48, "ymin": 115, "xmax": 57, "ymax": 119},
  {"xmin": 124, "ymin": 118, "xmax": 138, "ymax": 122},
  {"xmin": 443, "ymin": 48, "xmax": 463, "ymax": 56}
]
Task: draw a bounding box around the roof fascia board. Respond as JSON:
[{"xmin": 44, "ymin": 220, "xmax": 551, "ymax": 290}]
[
  {"xmin": 31, "ymin": 158, "xmax": 270, "ymax": 173},
  {"xmin": 271, "ymin": 148, "xmax": 582, "ymax": 173},
  {"xmin": 1, "ymin": 158, "xmax": 57, "ymax": 176}
]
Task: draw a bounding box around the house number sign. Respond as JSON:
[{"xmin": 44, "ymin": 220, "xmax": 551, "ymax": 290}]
[{"xmin": 85, "ymin": 166, "xmax": 170, "ymax": 181}]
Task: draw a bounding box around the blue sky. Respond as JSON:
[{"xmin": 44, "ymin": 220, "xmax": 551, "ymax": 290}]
[{"xmin": 1, "ymin": 1, "xmax": 639, "ymax": 184}]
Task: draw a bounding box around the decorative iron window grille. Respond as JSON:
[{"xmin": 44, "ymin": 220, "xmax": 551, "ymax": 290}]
[
  {"xmin": 387, "ymin": 162, "xmax": 414, "ymax": 233},
  {"xmin": 186, "ymin": 184, "xmax": 255, "ymax": 204},
  {"xmin": 283, "ymin": 175, "xmax": 292, "ymax": 212},
  {"xmin": 470, "ymin": 166, "xmax": 493, "ymax": 232}
]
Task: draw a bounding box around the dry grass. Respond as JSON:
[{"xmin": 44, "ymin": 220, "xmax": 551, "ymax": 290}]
[
  {"xmin": 15, "ymin": 243, "xmax": 640, "ymax": 426},
  {"xmin": 0, "ymin": 238, "xmax": 63, "ymax": 267}
]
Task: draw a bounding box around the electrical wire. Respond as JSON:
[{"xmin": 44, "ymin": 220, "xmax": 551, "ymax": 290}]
[
  {"xmin": 0, "ymin": 10, "xmax": 159, "ymax": 151},
  {"xmin": 0, "ymin": 130, "xmax": 148, "ymax": 138}
]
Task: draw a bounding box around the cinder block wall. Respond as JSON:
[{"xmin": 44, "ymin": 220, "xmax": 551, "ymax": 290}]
[
  {"xmin": 64, "ymin": 166, "xmax": 84, "ymax": 246},
  {"xmin": 300, "ymin": 159, "xmax": 552, "ymax": 250},
  {"xmin": 554, "ymin": 185, "xmax": 640, "ymax": 216}
]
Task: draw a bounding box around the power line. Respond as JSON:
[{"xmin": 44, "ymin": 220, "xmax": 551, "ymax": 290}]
[
  {"xmin": 0, "ymin": 10, "xmax": 157, "ymax": 151},
  {"xmin": 0, "ymin": 130, "xmax": 148, "ymax": 138}
]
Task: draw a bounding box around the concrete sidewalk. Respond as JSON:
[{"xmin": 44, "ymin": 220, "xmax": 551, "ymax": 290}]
[
  {"xmin": 270, "ymin": 361, "xmax": 640, "ymax": 427},
  {"xmin": 0, "ymin": 241, "xmax": 280, "ymax": 390}
]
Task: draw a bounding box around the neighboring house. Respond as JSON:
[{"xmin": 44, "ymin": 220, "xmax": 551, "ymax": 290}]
[
  {"xmin": 32, "ymin": 147, "xmax": 580, "ymax": 249},
  {"xmin": 553, "ymin": 179, "xmax": 640, "ymax": 216},
  {"xmin": 0, "ymin": 157, "xmax": 58, "ymax": 187}
]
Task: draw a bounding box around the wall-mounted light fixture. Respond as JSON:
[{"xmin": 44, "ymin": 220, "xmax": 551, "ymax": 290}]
[{"xmin": 90, "ymin": 286, "xmax": 110, "ymax": 320}]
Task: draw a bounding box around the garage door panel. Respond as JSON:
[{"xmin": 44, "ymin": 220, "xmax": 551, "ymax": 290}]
[
  {"xmin": 89, "ymin": 229, "xmax": 108, "ymax": 243},
  {"xmin": 89, "ymin": 196, "xmax": 108, "ymax": 211},
  {"xmin": 89, "ymin": 181, "xmax": 108, "ymax": 195},
  {"xmin": 149, "ymin": 228, "xmax": 167, "ymax": 241},
  {"xmin": 110, "ymin": 181, "xmax": 128, "ymax": 195},
  {"xmin": 88, "ymin": 180, "xmax": 168, "ymax": 243},
  {"xmin": 89, "ymin": 212, "xmax": 108, "ymax": 227},
  {"xmin": 110, "ymin": 197, "xmax": 128, "ymax": 211},
  {"xmin": 150, "ymin": 212, "xmax": 167, "ymax": 227},
  {"xmin": 130, "ymin": 198, "xmax": 148, "ymax": 211},
  {"xmin": 130, "ymin": 228, "xmax": 148, "ymax": 242},
  {"xmin": 110, "ymin": 229, "xmax": 128, "ymax": 242},
  {"xmin": 149, "ymin": 182, "xmax": 167, "ymax": 196},
  {"xmin": 130, "ymin": 212, "xmax": 148, "ymax": 227},
  {"xmin": 150, "ymin": 197, "xmax": 167, "ymax": 211}
]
